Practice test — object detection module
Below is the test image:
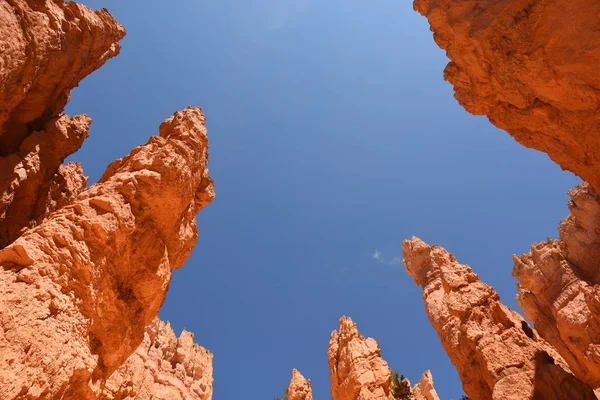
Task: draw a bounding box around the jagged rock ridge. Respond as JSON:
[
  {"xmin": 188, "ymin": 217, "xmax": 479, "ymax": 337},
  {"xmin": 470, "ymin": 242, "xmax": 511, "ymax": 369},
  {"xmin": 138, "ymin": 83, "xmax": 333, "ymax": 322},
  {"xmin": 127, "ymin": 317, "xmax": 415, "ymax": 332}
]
[
  {"xmin": 0, "ymin": 105, "xmax": 214, "ymax": 398},
  {"xmin": 0, "ymin": 1, "xmax": 215, "ymax": 398},
  {"xmin": 100, "ymin": 318, "xmax": 213, "ymax": 400},
  {"xmin": 402, "ymin": 237, "xmax": 597, "ymax": 400},
  {"xmin": 328, "ymin": 316, "xmax": 440, "ymax": 400},
  {"xmin": 514, "ymin": 183, "xmax": 600, "ymax": 389},
  {"xmin": 0, "ymin": 0, "xmax": 126, "ymax": 248}
]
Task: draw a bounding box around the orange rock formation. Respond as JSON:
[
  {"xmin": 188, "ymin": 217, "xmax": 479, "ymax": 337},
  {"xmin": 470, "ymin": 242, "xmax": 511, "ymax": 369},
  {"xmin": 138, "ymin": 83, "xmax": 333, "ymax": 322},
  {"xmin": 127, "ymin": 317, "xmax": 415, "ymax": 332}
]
[
  {"xmin": 414, "ymin": 0, "xmax": 600, "ymax": 193},
  {"xmin": 0, "ymin": 0, "xmax": 126, "ymax": 248},
  {"xmin": 412, "ymin": 370, "xmax": 440, "ymax": 400},
  {"xmin": 514, "ymin": 183, "xmax": 600, "ymax": 388},
  {"xmin": 100, "ymin": 318, "xmax": 214, "ymax": 400},
  {"xmin": 328, "ymin": 316, "xmax": 395, "ymax": 400},
  {"xmin": 403, "ymin": 237, "xmax": 597, "ymax": 400},
  {"xmin": 0, "ymin": 1, "xmax": 215, "ymax": 398},
  {"xmin": 413, "ymin": 1, "xmax": 600, "ymax": 395},
  {"xmin": 0, "ymin": 105, "xmax": 214, "ymax": 398},
  {"xmin": 287, "ymin": 369, "xmax": 314, "ymax": 400},
  {"xmin": 328, "ymin": 316, "xmax": 439, "ymax": 400}
]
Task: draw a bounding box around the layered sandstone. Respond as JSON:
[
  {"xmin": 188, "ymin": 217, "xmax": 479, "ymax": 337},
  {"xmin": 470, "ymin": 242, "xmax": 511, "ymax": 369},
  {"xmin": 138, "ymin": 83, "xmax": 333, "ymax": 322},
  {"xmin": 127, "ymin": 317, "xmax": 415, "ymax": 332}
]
[
  {"xmin": 403, "ymin": 237, "xmax": 597, "ymax": 400},
  {"xmin": 0, "ymin": 106, "xmax": 214, "ymax": 398},
  {"xmin": 414, "ymin": 0, "xmax": 600, "ymax": 192},
  {"xmin": 0, "ymin": 0, "xmax": 125, "ymax": 247},
  {"xmin": 328, "ymin": 316, "xmax": 438, "ymax": 400},
  {"xmin": 514, "ymin": 182, "xmax": 600, "ymax": 388},
  {"xmin": 287, "ymin": 369, "xmax": 314, "ymax": 400},
  {"xmin": 100, "ymin": 318, "xmax": 213, "ymax": 400}
]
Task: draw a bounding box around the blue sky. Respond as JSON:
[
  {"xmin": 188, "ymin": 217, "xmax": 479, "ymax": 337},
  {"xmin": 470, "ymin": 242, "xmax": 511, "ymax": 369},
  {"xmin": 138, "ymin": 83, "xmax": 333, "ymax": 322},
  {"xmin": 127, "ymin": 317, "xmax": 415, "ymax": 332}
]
[{"xmin": 68, "ymin": 1, "xmax": 579, "ymax": 399}]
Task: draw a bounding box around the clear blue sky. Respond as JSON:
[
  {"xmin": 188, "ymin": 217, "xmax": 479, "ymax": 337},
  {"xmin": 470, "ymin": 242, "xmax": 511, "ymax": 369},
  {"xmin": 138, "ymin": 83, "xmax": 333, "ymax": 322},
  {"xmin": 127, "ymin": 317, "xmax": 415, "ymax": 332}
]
[{"xmin": 68, "ymin": 1, "xmax": 579, "ymax": 399}]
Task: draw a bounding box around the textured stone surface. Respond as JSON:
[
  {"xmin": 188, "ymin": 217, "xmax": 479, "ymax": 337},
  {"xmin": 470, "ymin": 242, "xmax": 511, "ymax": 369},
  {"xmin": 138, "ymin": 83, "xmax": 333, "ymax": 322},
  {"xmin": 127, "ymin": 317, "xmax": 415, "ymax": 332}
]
[
  {"xmin": 328, "ymin": 316, "xmax": 438, "ymax": 400},
  {"xmin": 412, "ymin": 370, "xmax": 440, "ymax": 400},
  {"xmin": 100, "ymin": 318, "xmax": 213, "ymax": 400},
  {"xmin": 0, "ymin": 115, "xmax": 90, "ymax": 247},
  {"xmin": 287, "ymin": 369, "xmax": 314, "ymax": 400},
  {"xmin": 403, "ymin": 237, "xmax": 597, "ymax": 400},
  {"xmin": 414, "ymin": 0, "xmax": 600, "ymax": 192},
  {"xmin": 0, "ymin": 106, "xmax": 214, "ymax": 398},
  {"xmin": 514, "ymin": 182, "xmax": 600, "ymax": 388},
  {"xmin": 0, "ymin": 0, "xmax": 125, "ymax": 248},
  {"xmin": 0, "ymin": 0, "xmax": 125, "ymax": 145},
  {"xmin": 328, "ymin": 316, "xmax": 395, "ymax": 400}
]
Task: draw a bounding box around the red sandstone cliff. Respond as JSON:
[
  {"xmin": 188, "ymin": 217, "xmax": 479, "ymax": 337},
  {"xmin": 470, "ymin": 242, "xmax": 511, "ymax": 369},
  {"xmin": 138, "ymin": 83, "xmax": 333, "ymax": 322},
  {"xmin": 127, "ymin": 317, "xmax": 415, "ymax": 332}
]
[
  {"xmin": 328, "ymin": 316, "xmax": 439, "ymax": 400},
  {"xmin": 513, "ymin": 183, "xmax": 600, "ymax": 389},
  {"xmin": 402, "ymin": 237, "xmax": 597, "ymax": 400},
  {"xmin": 0, "ymin": 0, "xmax": 126, "ymax": 248},
  {"xmin": 0, "ymin": 106, "xmax": 214, "ymax": 398},
  {"xmin": 0, "ymin": 2, "xmax": 215, "ymax": 397},
  {"xmin": 414, "ymin": 0, "xmax": 600, "ymax": 192},
  {"xmin": 413, "ymin": 0, "xmax": 600, "ymax": 394}
]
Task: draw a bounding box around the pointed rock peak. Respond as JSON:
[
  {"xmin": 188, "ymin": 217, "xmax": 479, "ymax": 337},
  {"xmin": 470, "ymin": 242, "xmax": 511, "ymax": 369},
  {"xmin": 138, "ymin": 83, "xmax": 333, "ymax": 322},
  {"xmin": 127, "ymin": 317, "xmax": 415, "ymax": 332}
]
[
  {"xmin": 412, "ymin": 370, "xmax": 440, "ymax": 400},
  {"xmin": 159, "ymin": 106, "xmax": 207, "ymax": 140},
  {"xmin": 328, "ymin": 316, "xmax": 394, "ymax": 400},
  {"xmin": 402, "ymin": 239, "xmax": 597, "ymax": 400},
  {"xmin": 288, "ymin": 369, "xmax": 313, "ymax": 400},
  {"xmin": 336, "ymin": 315, "xmax": 363, "ymax": 339},
  {"xmin": 402, "ymin": 236, "xmax": 478, "ymax": 290}
]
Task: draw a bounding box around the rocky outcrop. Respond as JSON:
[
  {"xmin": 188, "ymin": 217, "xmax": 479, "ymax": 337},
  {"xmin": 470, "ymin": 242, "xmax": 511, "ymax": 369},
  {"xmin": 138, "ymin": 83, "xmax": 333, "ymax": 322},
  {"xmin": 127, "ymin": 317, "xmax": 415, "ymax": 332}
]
[
  {"xmin": 412, "ymin": 370, "xmax": 440, "ymax": 400},
  {"xmin": 0, "ymin": 115, "xmax": 90, "ymax": 247},
  {"xmin": 100, "ymin": 318, "xmax": 213, "ymax": 400},
  {"xmin": 403, "ymin": 237, "xmax": 597, "ymax": 400},
  {"xmin": 287, "ymin": 369, "xmax": 314, "ymax": 400},
  {"xmin": 0, "ymin": 2, "xmax": 216, "ymax": 398},
  {"xmin": 328, "ymin": 316, "xmax": 438, "ymax": 400},
  {"xmin": 514, "ymin": 182, "xmax": 600, "ymax": 388},
  {"xmin": 0, "ymin": 106, "xmax": 214, "ymax": 398},
  {"xmin": 413, "ymin": 0, "xmax": 600, "ymax": 192},
  {"xmin": 328, "ymin": 316, "xmax": 395, "ymax": 400},
  {"xmin": 0, "ymin": 0, "xmax": 126, "ymax": 247}
]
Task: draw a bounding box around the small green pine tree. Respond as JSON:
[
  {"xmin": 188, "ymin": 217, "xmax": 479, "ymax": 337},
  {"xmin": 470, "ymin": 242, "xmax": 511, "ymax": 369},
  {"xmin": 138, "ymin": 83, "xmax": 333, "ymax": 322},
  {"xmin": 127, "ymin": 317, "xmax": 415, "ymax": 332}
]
[{"xmin": 390, "ymin": 370, "xmax": 413, "ymax": 400}]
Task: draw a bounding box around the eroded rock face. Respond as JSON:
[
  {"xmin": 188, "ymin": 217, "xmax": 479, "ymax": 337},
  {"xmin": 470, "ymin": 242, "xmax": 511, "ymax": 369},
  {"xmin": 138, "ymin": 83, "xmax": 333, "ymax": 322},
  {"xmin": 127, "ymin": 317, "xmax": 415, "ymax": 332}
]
[
  {"xmin": 328, "ymin": 316, "xmax": 438, "ymax": 400},
  {"xmin": 0, "ymin": 115, "xmax": 90, "ymax": 247},
  {"xmin": 414, "ymin": 0, "xmax": 600, "ymax": 192},
  {"xmin": 287, "ymin": 369, "xmax": 314, "ymax": 400},
  {"xmin": 100, "ymin": 318, "xmax": 213, "ymax": 400},
  {"xmin": 514, "ymin": 182, "xmax": 600, "ymax": 388},
  {"xmin": 0, "ymin": 106, "xmax": 214, "ymax": 398},
  {"xmin": 328, "ymin": 316, "xmax": 395, "ymax": 400},
  {"xmin": 403, "ymin": 237, "xmax": 597, "ymax": 400},
  {"xmin": 0, "ymin": 0, "xmax": 125, "ymax": 145},
  {"xmin": 0, "ymin": 0, "xmax": 125, "ymax": 247}
]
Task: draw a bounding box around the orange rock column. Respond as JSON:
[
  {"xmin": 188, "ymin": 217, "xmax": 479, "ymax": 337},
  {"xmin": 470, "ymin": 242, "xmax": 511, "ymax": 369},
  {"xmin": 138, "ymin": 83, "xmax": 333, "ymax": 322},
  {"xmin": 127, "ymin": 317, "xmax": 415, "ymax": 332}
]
[{"xmin": 403, "ymin": 237, "xmax": 596, "ymax": 400}]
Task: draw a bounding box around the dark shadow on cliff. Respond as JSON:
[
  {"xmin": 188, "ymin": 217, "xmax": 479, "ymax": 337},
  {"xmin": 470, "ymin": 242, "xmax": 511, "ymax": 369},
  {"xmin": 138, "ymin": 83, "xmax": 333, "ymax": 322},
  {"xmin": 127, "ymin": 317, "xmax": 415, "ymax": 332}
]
[{"xmin": 532, "ymin": 351, "xmax": 596, "ymax": 399}]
